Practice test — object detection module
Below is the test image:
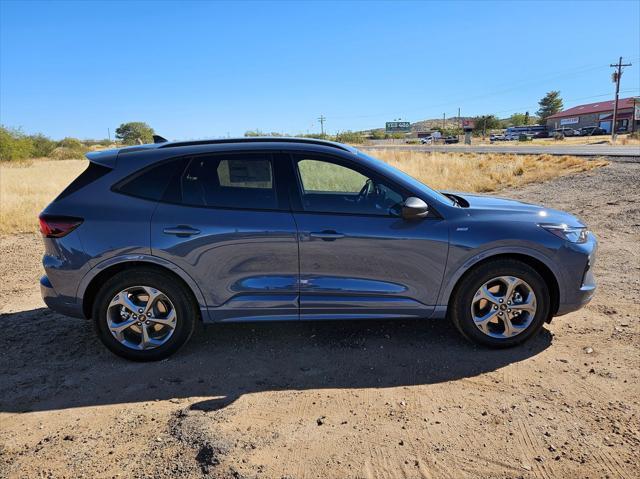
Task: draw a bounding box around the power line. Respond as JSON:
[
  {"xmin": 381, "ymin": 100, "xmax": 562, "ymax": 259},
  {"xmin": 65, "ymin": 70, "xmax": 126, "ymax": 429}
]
[{"xmin": 326, "ymin": 57, "xmax": 640, "ymax": 123}]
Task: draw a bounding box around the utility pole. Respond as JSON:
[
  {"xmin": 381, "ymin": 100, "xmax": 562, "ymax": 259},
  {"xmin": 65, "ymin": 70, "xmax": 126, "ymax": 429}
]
[
  {"xmin": 318, "ymin": 115, "xmax": 326, "ymax": 137},
  {"xmin": 107, "ymin": 128, "xmax": 111, "ymax": 142},
  {"xmin": 610, "ymin": 56, "xmax": 632, "ymax": 142},
  {"xmin": 458, "ymin": 107, "xmax": 461, "ymax": 130},
  {"xmin": 442, "ymin": 113, "xmax": 446, "ymax": 130}
]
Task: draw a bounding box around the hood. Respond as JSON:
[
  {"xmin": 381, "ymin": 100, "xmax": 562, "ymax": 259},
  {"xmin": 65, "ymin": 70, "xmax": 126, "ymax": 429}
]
[{"xmin": 443, "ymin": 191, "xmax": 585, "ymax": 227}]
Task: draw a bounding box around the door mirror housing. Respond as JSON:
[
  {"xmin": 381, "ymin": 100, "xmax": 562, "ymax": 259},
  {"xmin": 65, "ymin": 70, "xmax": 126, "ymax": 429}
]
[{"xmin": 402, "ymin": 197, "xmax": 429, "ymax": 220}]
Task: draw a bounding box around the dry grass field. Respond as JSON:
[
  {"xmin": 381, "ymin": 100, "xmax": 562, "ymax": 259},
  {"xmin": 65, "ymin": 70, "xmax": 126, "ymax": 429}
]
[
  {"xmin": 369, "ymin": 149, "xmax": 607, "ymax": 192},
  {"xmin": 0, "ymin": 153, "xmax": 606, "ymax": 234},
  {"xmin": 0, "ymin": 159, "xmax": 86, "ymax": 235}
]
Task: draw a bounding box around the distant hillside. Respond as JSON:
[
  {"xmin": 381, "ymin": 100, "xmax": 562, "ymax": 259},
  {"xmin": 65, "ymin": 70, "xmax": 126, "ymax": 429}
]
[{"xmin": 410, "ymin": 117, "xmax": 472, "ymax": 132}]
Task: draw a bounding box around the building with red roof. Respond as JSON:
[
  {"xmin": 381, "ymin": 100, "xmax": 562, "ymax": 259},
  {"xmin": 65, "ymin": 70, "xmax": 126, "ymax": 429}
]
[{"xmin": 546, "ymin": 97, "xmax": 639, "ymax": 133}]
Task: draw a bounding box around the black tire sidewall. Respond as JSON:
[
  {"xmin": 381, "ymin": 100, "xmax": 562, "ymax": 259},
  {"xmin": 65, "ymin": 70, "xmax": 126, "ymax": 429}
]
[
  {"xmin": 451, "ymin": 260, "xmax": 550, "ymax": 348},
  {"xmin": 93, "ymin": 269, "xmax": 197, "ymax": 361}
]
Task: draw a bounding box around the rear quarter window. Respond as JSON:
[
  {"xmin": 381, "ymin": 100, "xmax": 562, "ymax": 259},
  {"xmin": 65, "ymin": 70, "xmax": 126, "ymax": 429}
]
[
  {"xmin": 55, "ymin": 162, "xmax": 112, "ymax": 201},
  {"xmin": 113, "ymin": 158, "xmax": 188, "ymax": 201}
]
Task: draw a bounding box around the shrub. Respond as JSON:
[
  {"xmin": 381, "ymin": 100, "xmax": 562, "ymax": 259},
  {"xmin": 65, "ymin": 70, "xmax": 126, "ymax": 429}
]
[
  {"xmin": 0, "ymin": 126, "xmax": 34, "ymax": 162},
  {"xmin": 50, "ymin": 147, "xmax": 86, "ymax": 160},
  {"xmin": 52, "ymin": 137, "xmax": 89, "ymax": 160},
  {"xmin": 335, "ymin": 131, "xmax": 365, "ymax": 144},
  {"xmin": 57, "ymin": 137, "xmax": 83, "ymax": 149},
  {"xmin": 29, "ymin": 133, "xmax": 56, "ymax": 157},
  {"xmin": 369, "ymin": 129, "xmax": 386, "ymax": 140}
]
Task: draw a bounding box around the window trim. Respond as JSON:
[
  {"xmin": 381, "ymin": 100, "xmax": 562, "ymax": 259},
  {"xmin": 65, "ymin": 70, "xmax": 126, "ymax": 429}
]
[{"xmin": 286, "ymin": 151, "xmax": 417, "ymax": 219}]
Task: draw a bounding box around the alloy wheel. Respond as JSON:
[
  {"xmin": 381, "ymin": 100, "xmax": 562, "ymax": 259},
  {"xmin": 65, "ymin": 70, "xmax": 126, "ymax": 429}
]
[
  {"xmin": 470, "ymin": 276, "xmax": 537, "ymax": 339},
  {"xmin": 106, "ymin": 285, "xmax": 177, "ymax": 350}
]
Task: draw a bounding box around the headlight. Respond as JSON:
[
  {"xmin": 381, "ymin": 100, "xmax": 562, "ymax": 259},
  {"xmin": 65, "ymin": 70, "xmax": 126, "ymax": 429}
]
[{"xmin": 540, "ymin": 223, "xmax": 588, "ymax": 243}]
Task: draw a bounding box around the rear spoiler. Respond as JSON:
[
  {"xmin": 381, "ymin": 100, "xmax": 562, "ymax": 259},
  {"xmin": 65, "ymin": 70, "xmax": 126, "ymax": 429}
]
[
  {"xmin": 85, "ymin": 149, "xmax": 118, "ymax": 169},
  {"xmin": 85, "ymin": 136, "xmax": 168, "ymax": 167}
]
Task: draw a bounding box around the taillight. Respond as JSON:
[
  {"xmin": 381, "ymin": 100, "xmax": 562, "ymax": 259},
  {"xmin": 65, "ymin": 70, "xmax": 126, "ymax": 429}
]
[{"xmin": 38, "ymin": 215, "xmax": 83, "ymax": 238}]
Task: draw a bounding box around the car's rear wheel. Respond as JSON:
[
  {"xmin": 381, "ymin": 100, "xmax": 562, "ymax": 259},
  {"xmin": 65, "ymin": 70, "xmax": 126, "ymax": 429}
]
[
  {"xmin": 93, "ymin": 268, "xmax": 197, "ymax": 361},
  {"xmin": 449, "ymin": 259, "xmax": 550, "ymax": 348}
]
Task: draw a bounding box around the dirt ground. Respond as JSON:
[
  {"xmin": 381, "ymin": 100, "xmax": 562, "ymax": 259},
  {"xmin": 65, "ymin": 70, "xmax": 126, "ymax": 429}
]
[{"xmin": 1, "ymin": 161, "xmax": 638, "ymax": 479}]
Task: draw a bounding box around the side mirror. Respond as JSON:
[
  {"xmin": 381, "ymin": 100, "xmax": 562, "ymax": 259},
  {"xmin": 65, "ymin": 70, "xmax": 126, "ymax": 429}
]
[{"xmin": 402, "ymin": 197, "xmax": 429, "ymax": 220}]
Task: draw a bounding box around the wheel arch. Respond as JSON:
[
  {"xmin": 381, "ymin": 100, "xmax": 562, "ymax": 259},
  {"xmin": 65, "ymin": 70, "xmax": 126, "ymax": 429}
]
[
  {"xmin": 443, "ymin": 252, "xmax": 560, "ymax": 320},
  {"xmin": 79, "ymin": 256, "xmax": 207, "ymax": 321}
]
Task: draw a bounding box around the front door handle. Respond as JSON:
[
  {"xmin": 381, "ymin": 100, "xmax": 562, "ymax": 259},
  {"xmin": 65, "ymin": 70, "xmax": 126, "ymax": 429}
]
[
  {"xmin": 309, "ymin": 230, "xmax": 345, "ymax": 241},
  {"xmin": 163, "ymin": 226, "xmax": 201, "ymax": 237}
]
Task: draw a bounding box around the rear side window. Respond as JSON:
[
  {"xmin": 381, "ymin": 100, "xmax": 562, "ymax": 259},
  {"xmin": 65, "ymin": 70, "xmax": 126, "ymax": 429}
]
[
  {"xmin": 114, "ymin": 158, "xmax": 188, "ymax": 201},
  {"xmin": 55, "ymin": 162, "xmax": 112, "ymax": 201},
  {"xmin": 180, "ymin": 154, "xmax": 278, "ymax": 210}
]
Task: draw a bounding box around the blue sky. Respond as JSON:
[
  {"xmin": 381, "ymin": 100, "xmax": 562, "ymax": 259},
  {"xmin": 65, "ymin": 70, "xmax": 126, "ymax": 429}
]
[{"xmin": 1, "ymin": 0, "xmax": 639, "ymax": 140}]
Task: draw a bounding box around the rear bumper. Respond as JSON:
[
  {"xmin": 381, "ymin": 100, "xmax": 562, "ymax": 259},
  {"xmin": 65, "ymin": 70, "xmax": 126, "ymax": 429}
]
[{"xmin": 40, "ymin": 275, "xmax": 84, "ymax": 318}]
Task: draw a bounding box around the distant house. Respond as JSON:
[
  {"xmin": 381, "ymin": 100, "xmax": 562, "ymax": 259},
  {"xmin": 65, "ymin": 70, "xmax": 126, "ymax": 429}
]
[{"xmin": 546, "ymin": 97, "xmax": 638, "ymax": 133}]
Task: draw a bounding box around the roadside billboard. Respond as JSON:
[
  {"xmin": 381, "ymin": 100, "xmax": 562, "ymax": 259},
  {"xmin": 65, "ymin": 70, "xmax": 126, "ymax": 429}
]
[{"xmin": 385, "ymin": 121, "xmax": 411, "ymax": 132}]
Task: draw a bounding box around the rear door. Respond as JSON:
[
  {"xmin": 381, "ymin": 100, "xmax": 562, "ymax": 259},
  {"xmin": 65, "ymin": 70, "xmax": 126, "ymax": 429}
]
[
  {"xmin": 150, "ymin": 151, "xmax": 299, "ymax": 322},
  {"xmin": 287, "ymin": 152, "xmax": 449, "ymax": 320}
]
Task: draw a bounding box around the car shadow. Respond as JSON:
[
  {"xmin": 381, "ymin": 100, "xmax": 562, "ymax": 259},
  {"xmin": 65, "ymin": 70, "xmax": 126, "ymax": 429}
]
[{"xmin": 0, "ymin": 308, "xmax": 552, "ymax": 413}]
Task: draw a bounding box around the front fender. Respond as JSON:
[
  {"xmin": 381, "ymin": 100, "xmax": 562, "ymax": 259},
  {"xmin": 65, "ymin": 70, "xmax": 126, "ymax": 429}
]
[{"xmin": 435, "ymin": 245, "xmax": 565, "ymax": 308}]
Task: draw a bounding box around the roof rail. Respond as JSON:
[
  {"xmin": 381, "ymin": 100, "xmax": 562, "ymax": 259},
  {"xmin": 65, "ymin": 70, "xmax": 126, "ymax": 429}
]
[{"xmin": 156, "ymin": 137, "xmax": 353, "ymax": 152}]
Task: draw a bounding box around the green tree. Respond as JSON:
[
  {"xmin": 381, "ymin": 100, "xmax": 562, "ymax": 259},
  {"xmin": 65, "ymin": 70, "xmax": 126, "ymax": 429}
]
[
  {"xmin": 472, "ymin": 115, "xmax": 501, "ymax": 135},
  {"xmin": 509, "ymin": 113, "xmax": 528, "ymax": 126},
  {"xmin": 115, "ymin": 122, "xmax": 154, "ymax": 145},
  {"xmin": 537, "ymin": 91, "xmax": 563, "ymax": 124}
]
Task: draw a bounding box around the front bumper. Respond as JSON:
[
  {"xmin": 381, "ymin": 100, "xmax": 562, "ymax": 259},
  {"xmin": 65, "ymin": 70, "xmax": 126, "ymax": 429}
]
[
  {"xmin": 40, "ymin": 275, "xmax": 84, "ymax": 318},
  {"xmin": 555, "ymin": 234, "xmax": 597, "ymax": 316}
]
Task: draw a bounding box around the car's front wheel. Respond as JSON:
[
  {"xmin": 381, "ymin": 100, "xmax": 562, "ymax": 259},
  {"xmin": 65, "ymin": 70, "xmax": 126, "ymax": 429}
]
[
  {"xmin": 93, "ymin": 268, "xmax": 197, "ymax": 361},
  {"xmin": 449, "ymin": 259, "xmax": 550, "ymax": 348}
]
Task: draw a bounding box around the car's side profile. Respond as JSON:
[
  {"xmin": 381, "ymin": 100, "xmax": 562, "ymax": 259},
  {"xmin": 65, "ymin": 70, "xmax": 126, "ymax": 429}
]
[{"xmin": 39, "ymin": 138, "xmax": 597, "ymax": 360}]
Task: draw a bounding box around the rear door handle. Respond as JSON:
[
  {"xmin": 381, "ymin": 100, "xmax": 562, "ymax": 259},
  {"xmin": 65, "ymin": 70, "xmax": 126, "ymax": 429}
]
[
  {"xmin": 309, "ymin": 230, "xmax": 345, "ymax": 241},
  {"xmin": 163, "ymin": 226, "xmax": 201, "ymax": 237}
]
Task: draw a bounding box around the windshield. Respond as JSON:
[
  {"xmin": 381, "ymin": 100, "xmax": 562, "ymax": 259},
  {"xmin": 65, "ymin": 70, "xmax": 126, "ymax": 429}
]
[{"xmin": 356, "ymin": 150, "xmax": 455, "ymax": 206}]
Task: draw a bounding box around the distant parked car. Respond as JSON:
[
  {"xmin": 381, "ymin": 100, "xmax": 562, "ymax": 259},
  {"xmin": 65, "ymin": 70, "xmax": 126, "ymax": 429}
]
[
  {"xmin": 553, "ymin": 127, "xmax": 579, "ymax": 137},
  {"xmin": 533, "ymin": 130, "xmax": 550, "ymax": 139},
  {"xmin": 420, "ymin": 136, "xmax": 433, "ymax": 144},
  {"xmin": 444, "ymin": 136, "xmax": 459, "ymax": 144},
  {"xmin": 579, "ymin": 126, "xmax": 607, "ymax": 136},
  {"xmin": 490, "ymin": 134, "xmax": 505, "ymax": 142}
]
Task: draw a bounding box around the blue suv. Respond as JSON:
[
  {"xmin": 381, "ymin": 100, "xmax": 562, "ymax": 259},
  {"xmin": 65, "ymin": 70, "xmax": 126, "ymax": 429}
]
[{"xmin": 39, "ymin": 138, "xmax": 597, "ymax": 360}]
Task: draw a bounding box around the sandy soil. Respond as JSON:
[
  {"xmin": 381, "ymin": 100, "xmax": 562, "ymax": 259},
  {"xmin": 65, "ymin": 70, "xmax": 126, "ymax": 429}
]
[{"xmin": 0, "ymin": 161, "xmax": 638, "ymax": 479}]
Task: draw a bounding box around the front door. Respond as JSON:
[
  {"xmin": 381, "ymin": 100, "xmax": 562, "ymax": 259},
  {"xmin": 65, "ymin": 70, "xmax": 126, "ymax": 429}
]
[
  {"xmin": 150, "ymin": 152, "xmax": 299, "ymax": 322},
  {"xmin": 288, "ymin": 153, "xmax": 449, "ymax": 320}
]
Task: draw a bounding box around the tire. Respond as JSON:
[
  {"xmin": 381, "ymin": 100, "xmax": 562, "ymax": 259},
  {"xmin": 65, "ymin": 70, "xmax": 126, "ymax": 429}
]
[
  {"xmin": 449, "ymin": 259, "xmax": 550, "ymax": 348},
  {"xmin": 93, "ymin": 268, "xmax": 198, "ymax": 361}
]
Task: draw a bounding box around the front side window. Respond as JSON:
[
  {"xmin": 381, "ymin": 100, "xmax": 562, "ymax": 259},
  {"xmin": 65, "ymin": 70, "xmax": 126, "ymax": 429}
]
[
  {"xmin": 180, "ymin": 154, "xmax": 277, "ymax": 209},
  {"xmin": 294, "ymin": 156, "xmax": 405, "ymax": 216}
]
